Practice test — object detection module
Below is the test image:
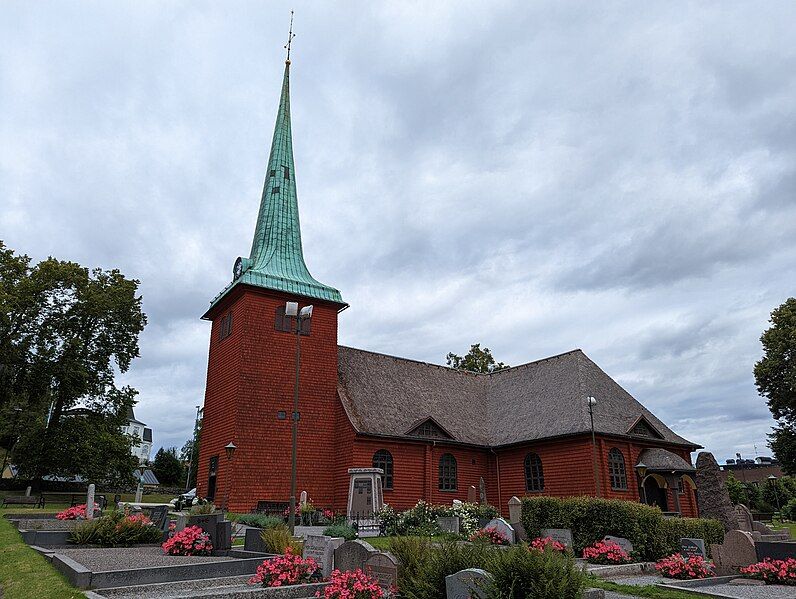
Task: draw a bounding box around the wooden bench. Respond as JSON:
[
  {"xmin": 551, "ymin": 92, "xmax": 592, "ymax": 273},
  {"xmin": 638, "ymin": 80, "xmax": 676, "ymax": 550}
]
[{"xmin": 1, "ymin": 495, "xmax": 44, "ymax": 508}]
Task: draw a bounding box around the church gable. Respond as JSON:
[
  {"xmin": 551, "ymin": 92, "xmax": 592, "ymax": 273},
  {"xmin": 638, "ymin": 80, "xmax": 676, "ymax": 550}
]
[
  {"xmin": 627, "ymin": 415, "xmax": 664, "ymax": 439},
  {"xmin": 406, "ymin": 417, "xmax": 454, "ymax": 440}
]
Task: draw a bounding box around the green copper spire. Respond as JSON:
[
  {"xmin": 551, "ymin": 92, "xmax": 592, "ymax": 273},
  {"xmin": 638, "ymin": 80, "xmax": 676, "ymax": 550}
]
[{"xmin": 209, "ymin": 59, "xmax": 344, "ymax": 310}]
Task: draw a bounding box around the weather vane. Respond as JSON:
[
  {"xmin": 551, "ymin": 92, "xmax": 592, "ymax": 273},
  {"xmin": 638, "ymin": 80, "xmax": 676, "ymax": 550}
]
[{"xmin": 284, "ymin": 10, "xmax": 295, "ymax": 63}]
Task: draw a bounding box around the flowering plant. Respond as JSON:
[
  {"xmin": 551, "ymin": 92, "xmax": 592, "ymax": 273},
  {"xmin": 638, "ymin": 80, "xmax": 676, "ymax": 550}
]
[
  {"xmin": 249, "ymin": 547, "xmax": 318, "ymax": 587},
  {"xmin": 161, "ymin": 525, "xmax": 212, "ymax": 556},
  {"xmin": 469, "ymin": 526, "xmax": 510, "ymax": 546},
  {"xmin": 655, "ymin": 553, "xmax": 714, "ymax": 579},
  {"xmin": 582, "ymin": 540, "xmax": 632, "ymax": 564},
  {"xmin": 741, "ymin": 558, "xmax": 796, "ymax": 585},
  {"xmin": 56, "ymin": 503, "xmax": 99, "ymax": 520},
  {"xmin": 529, "ymin": 536, "xmax": 566, "ymax": 553},
  {"xmin": 317, "ymin": 569, "xmax": 388, "ymax": 599}
]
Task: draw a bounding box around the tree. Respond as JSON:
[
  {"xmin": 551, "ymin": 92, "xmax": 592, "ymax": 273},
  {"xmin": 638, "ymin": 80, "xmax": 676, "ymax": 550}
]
[
  {"xmin": 152, "ymin": 447, "xmax": 183, "ymax": 487},
  {"xmin": 726, "ymin": 473, "xmax": 747, "ymax": 505},
  {"xmin": 446, "ymin": 343, "xmax": 508, "ymax": 373},
  {"xmin": 0, "ymin": 241, "xmax": 147, "ymax": 483},
  {"xmin": 755, "ymin": 298, "xmax": 796, "ymax": 473},
  {"xmin": 180, "ymin": 417, "xmax": 202, "ymax": 489}
]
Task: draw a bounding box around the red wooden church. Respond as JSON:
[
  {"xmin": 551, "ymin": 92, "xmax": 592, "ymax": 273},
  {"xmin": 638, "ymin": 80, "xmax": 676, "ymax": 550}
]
[{"xmin": 196, "ymin": 57, "xmax": 701, "ymax": 518}]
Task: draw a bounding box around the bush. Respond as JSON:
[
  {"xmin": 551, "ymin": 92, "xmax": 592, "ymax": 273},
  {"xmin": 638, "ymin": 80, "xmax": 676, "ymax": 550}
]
[
  {"xmin": 655, "ymin": 553, "xmax": 715, "ymax": 579},
  {"xmin": 323, "ymin": 523, "xmax": 357, "ymax": 540},
  {"xmin": 260, "ymin": 524, "xmax": 303, "ymax": 554},
  {"xmin": 485, "ymin": 545, "xmax": 584, "ymax": 599},
  {"xmin": 528, "ymin": 537, "xmax": 567, "ymax": 553},
  {"xmin": 189, "ymin": 502, "xmax": 217, "ymax": 515},
  {"xmin": 229, "ymin": 513, "xmax": 283, "ymax": 529},
  {"xmin": 741, "ymin": 558, "xmax": 796, "ymax": 585},
  {"xmin": 781, "ymin": 498, "xmax": 796, "ymax": 521},
  {"xmin": 162, "ymin": 525, "xmax": 212, "ymax": 555},
  {"xmin": 378, "ymin": 500, "xmax": 498, "ymax": 537},
  {"xmin": 521, "ymin": 496, "xmax": 723, "ymax": 560},
  {"xmin": 70, "ymin": 512, "xmax": 163, "ymax": 547},
  {"xmin": 248, "ymin": 547, "xmax": 319, "ymax": 587},
  {"xmin": 470, "ymin": 527, "xmax": 510, "ymax": 545}
]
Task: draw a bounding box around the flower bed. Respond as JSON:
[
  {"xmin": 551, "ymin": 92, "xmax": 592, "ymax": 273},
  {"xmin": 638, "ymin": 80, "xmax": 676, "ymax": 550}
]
[
  {"xmin": 469, "ymin": 526, "xmax": 510, "ymax": 546},
  {"xmin": 529, "ymin": 536, "xmax": 566, "ymax": 553},
  {"xmin": 70, "ymin": 511, "xmax": 163, "ymax": 547},
  {"xmin": 317, "ymin": 568, "xmax": 389, "ymax": 599},
  {"xmin": 162, "ymin": 525, "xmax": 213, "ymax": 556},
  {"xmin": 582, "ymin": 540, "xmax": 632, "ymax": 564},
  {"xmin": 654, "ymin": 553, "xmax": 714, "ymax": 579},
  {"xmin": 741, "ymin": 558, "xmax": 796, "ymax": 585},
  {"xmin": 56, "ymin": 503, "xmax": 99, "ymax": 520},
  {"xmin": 249, "ymin": 547, "xmax": 319, "ymax": 587}
]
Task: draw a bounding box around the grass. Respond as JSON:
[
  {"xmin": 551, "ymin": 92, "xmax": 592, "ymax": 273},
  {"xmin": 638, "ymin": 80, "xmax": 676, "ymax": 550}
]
[
  {"xmin": 770, "ymin": 519, "xmax": 796, "ymax": 538},
  {"xmin": 0, "ymin": 509, "xmax": 85, "ymax": 598},
  {"xmin": 588, "ymin": 577, "xmax": 714, "ymax": 598}
]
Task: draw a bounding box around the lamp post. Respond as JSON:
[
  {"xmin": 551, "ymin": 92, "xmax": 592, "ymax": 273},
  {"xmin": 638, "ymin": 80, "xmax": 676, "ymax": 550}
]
[
  {"xmin": 636, "ymin": 462, "xmax": 648, "ymax": 505},
  {"xmin": 185, "ymin": 405, "xmax": 202, "ymax": 491},
  {"xmin": 587, "ymin": 396, "xmax": 601, "ymax": 497},
  {"xmin": 768, "ymin": 475, "xmax": 781, "ymax": 512},
  {"xmin": 223, "ymin": 441, "xmax": 236, "ymax": 513},
  {"xmin": 285, "ymin": 301, "xmax": 313, "ymax": 535}
]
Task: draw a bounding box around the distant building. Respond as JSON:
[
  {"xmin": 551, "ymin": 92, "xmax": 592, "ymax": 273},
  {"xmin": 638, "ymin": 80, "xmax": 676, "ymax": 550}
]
[
  {"xmin": 720, "ymin": 455, "xmax": 783, "ymax": 486},
  {"xmin": 123, "ymin": 407, "xmax": 153, "ymax": 464}
]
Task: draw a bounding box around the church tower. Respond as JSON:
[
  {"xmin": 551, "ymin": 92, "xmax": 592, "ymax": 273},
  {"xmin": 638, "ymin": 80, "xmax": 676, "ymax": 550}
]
[{"xmin": 196, "ymin": 54, "xmax": 346, "ymax": 512}]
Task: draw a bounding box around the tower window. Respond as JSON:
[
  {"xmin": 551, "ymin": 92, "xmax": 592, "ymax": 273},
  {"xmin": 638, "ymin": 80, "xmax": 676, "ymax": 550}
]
[
  {"xmin": 269, "ymin": 169, "xmax": 276, "ymax": 177},
  {"xmin": 438, "ymin": 453, "xmax": 457, "ymax": 491},
  {"xmin": 206, "ymin": 456, "xmax": 218, "ymax": 500},
  {"xmin": 274, "ymin": 306, "xmax": 310, "ymax": 335},
  {"xmin": 608, "ymin": 448, "xmax": 627, "ymax": 490},
  {"xmin": 271, "ymin": 186, "xmax": 280, "ymax": 194},
  {"xmin": 284, "ymin": 166, "xmax": 290, "ymax": 181},
  {"xmin": 372, "ymin": 449, "xmax": 394, "ymax": 490},
  {"xmin": 524, "ymin": 452, "xmax": 544, "ymax": 492},
  {"xmin": 219, "ymin": 312, "xmax": 233, "ymax": 340}
]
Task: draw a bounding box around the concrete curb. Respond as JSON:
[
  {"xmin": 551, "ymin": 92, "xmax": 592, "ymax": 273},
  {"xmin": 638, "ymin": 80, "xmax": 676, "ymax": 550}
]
[{"xmin": 586, "ymin": 561, "xmax": 657, "ymax": 578}]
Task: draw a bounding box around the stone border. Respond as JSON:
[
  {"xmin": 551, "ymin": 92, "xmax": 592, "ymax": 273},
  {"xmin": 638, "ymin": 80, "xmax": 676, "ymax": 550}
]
[
  {"xmin": 585, "ymin": 561, "xmax": 657, "ymax": 578},
  {"xmin": 656, "ymin": 575, "xmax": 757, "ymax": 598},
  {"xmin": 87, "ymin": 581, "xmax": 329, "ymax": 599}
]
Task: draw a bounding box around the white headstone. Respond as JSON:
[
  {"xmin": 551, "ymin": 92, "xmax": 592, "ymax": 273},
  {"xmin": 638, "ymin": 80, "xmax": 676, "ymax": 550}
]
[
  {"xmin": 485, "ymin": 518, "xmax": 515, "ymax": 544},
  {"xmin": 303, "ymin": 535, "xmax": 344, "ymax": 577},
  {"xmin": 25, "ymin": 486, "xmax": 32, "ymax": 497},
  {"xmin": 507, "ymin": 496, "xmax": 522, "ymax": 524},
  {"xmin": 86, "ymin": 484, "xmax": 95, "ymax": 520},
  {"xmin": 300, "ymin": 490, "xmax": 308, "ymax": 507}
]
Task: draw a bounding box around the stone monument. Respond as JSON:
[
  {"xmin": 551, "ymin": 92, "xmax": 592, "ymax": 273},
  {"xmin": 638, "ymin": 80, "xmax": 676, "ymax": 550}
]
[
  {"xmin": 695, "ymin": 452, "xmax": 736, "ymax": 532},
  {"xmin": 347, "ymin": 468, "xmax": 384, "ymax": 536},
  {"xmin": 86, "ymin": 484, "xmax": 95, "ymax": 520},
  {"xmin": 478, "ymin": 477, "xmax": 487, "ymax": 505},
  {"xmin": 365, "ymin": 552, "xmax": 399, "ymax": 590},
  {"xmin": 333, "ymin": 539, "xmax": 377, "ymax": 574},
  {"xmin": 467, "ymin": 485, "xmax": 477, "ymax": 503},
  {"xmin": 445, "ymin": 568, "xmax": 493, "ymax": 599},
  {"xmin": 304, "ymin": 534, "xmax": 344, "ymax": 577},
  {"xmin": 711, "ymin": 530, "xmax": 757, "ymax": 576},
  {"xmin": 485, "ymin": 518, "xmax": 515, "ymax": 544}
]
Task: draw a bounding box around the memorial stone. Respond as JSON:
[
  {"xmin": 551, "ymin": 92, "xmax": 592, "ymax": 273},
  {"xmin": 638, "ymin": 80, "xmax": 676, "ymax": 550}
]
[
  {"xmin": 86, "ymin": 484, "xmax": 95, "ymax": 520},
  {"xmin": 603, "ymin": 535, "xmax": 633, "ymax": 554},
  {"xmin": 695, "ymin": 452, "xmax": 736, "ymax": 532},
  {"xmin": 215, "ymin": 520, "xmax": 232, "ymax": 551},
  {"xmin": 734, "ymin": 504, "xmax": 754, "ymax": 532},
  {"xmin": 680, "ymin": 538, "xmax": 706, "ymax": 559},
  {"xmin": 507, "ymin": 496, "xmax": 522, "ymax": 524},
  {"xmin": 485, "ymin": 518, "xmax": 515, "ymax": 544},
  {"xmin": 365, "ymin": 552, "xmax": 399, "ymax": 590},
  {"xmin": 467, "ymin": 485, "xmax": 477, "ymax": 504},
  {"xmin": 148, "ymin": 505, "xmax": 170, "ymax": 532},
  {"xmin": 445, "ymin": 568, "xmax": 493, "ymax": 599},
  {"xmin": 25, "ymin": 486, "xmax": 31, "ymax": 497},
  {"xmin": 304, "ymin": 535, "xmax": 344, "ymax": 577},
  {"xmin": 437, "ymin": 516, "xmax": 460, "ymax": 534},
  {"xmin": 300, "ymin": 490, "xmax": 308, "ymax": 507},
  {"xmin": 542, "ymin": 528, "xmax": 573, "ymax": 548},
  {"xmin": 711, "ymin": 530, "xmax": 757, "ymax": 576},
  {"xmin": 333, "ymin": 539, "xmax": 377, "ymax": 573}
]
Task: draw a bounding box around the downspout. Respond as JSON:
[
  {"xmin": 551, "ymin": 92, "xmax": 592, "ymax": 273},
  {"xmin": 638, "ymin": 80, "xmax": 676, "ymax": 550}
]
[{"xmin": 491, "ymin": 448, "xmax": 501, "ymax": 513}]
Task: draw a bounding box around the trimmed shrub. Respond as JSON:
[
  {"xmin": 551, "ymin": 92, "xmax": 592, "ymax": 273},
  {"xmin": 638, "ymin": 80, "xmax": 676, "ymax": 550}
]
[
  {"xmin": 520, "ymin": 496, "xmax": 723, "ymax": 560},
  {"xmin": 323, "ymin": 523, "xmax": 357, "ymax": 540},
  {"xmin": 485, "ymin": 545, "xmax": 584, "ymax": 599},
  {"xmin": 781, "ymin": 498, "xmax": 796, "ymax": 521}
]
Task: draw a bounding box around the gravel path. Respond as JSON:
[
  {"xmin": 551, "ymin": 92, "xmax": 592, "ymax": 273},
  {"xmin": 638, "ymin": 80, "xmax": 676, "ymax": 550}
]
[
  {"xmin": 59, "ymin": 547, "xmax": 236, "ymax": 571},
  {"xmin": 666, "ymin": 581, "xmax": 796, "ymax": 598}
]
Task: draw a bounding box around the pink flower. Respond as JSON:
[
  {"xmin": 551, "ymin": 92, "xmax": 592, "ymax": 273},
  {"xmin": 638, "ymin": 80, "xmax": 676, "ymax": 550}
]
[
  {"xmin": 469, "ymin": 527, "xmax": 510, "ymax": 546},
  {"xmin": 529, "ymin": 536, "xmax": 566, "ymax": 553},
  {"xmin": 582, "ymin": 540, "xmax": 632, "ymax": 564},
  {"xmin": 162, "ymin": 526, "xmax": 213, "ymax": 556},
  {"xmin": 655, "ymin": 553, "xmax": 714, "ymax": 580}
]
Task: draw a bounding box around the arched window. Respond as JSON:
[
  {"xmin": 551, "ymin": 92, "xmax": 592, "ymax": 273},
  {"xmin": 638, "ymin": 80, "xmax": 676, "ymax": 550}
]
[
  {"xmin": 372, "ymin": 449, "xmax": 394, "ymax": 490},
  {"xmin": 524, "ymin": 453, "xmax": 544, "ymax": 492},
  {"xmin": 438, "ymin": 453, "xmax": 457, "ymax": 491},
  {"xmin": 608, "ymin": 448, "xmax": 627, "ymax": 490}
]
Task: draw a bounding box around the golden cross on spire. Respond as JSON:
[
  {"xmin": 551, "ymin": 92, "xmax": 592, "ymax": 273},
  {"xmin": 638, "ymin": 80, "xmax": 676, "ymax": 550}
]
[{"xmin": 284, "ymin": 10, "xmax": 295, "ymax": 64}]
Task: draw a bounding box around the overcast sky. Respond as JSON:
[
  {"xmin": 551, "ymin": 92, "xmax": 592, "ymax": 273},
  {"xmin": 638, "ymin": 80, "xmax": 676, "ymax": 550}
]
[{"xmin": 2, "ymin": 2, "xmax": 795, "ymax": 464}]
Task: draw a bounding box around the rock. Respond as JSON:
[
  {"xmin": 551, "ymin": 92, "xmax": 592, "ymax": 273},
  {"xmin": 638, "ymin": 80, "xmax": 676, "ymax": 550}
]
[{"xmin": 695, "ymin": 452, "xmax": 736, "ymax": 532}]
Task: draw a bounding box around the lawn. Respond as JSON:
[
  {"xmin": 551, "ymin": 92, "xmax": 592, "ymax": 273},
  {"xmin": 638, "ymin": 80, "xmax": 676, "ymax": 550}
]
[
  {"xmin": 588, "ymin": 578, "xmax": 715, "ymax": 599},
  {"xmin": 0, "ymin": 509, "xmax": 85, "ymax": 599}
]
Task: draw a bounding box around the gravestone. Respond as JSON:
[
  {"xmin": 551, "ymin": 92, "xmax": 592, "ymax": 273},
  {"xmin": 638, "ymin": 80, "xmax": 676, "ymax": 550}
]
[
  {"xmin": 485, "ymin": 518, "xmax": 515, "ymax": 544},
  {"xmin": 148, "ymin": 505, "xmax": 170, "ymax": 532},
  {"xmin": 244, "ymin": 528, "xmax": 267, "ymax": 553},
  {"xmin": 695, "ymin": 452, "xmax": 736, "ymax": 532},
  {"xmin": 215, "ymin": 520, "xmax": 232, "ymax": 551},
  {"xmin": 365, "ymin": 552, "xmax": 399, "ymax": 590},
  {"xmin": 542, "ymin": 528, "xmax": 573, "ymax": 548},
  {"xmin": 445, "ymin": 568, "xmax": 493, "ymax": 599},
  {"xmin": 479, "ymin": 477, "xmax": 487, "ymax": 505},
  {"xmin": 175, "ymin": 513, "xmax": 187, "ymax": 532},
  {"xmin": 603, "ymin": 535, "xmax": 633, "ymax": 554},
  {"xmin": 300, "ymin": 490, "xmax": 308, "ymax": 507},
  {"xmin": 755, "ymin": 540, "xmax": 796, "ymax": 561},
  {"xmin": 25, "ymin": 486, "xmax": 32, "ymax": 497},
  {"xmin": 711, "ymin": 530, "xmax": 757, "ymax": 576},
  {"xmin": 467, "ymin": 485, "xmax": 477, "ymax": 504},
  {"xmin": 333, "ymin": 539, "xmax": 377, "ymax": 574},
  {"xmin": 86, "ymin": 484, "xmax": 95, "ymax": 520},
  {"xmin": 507, "ymin": 496, "xmax": 522, "ymax": 524},
  {"xmin": 437, "ymin": 516, "xmax": 460, "ymax": 534},
  {"xmin": 734, "ymin": 504, "xmax": 754, "ymax": 532},
  {"xmin": 188, "ymin": 513, "xmax": 223, "ymax": 549},
  {"xmin": 304, "ymin": 535, "xmax": 344, "ymax": 577},
  {"xmin": 680, "ymin": 538, "xmax": 706, "ymax": 559},
  {"xmin": 347, "ymin": 468, "xmax": 384, "ymax": 520}
]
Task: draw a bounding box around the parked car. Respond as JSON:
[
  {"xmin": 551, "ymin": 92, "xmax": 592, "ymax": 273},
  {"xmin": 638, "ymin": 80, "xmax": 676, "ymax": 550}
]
[{"xmin": 169, "ymin": 488, "xmax": 197, "ymax": 509}]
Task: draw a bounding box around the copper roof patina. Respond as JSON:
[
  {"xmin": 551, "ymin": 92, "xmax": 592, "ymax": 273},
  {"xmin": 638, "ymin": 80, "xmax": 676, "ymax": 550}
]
[{"xmin": 208, "ymin": 60, "xmax": 344, "ymax": 311}]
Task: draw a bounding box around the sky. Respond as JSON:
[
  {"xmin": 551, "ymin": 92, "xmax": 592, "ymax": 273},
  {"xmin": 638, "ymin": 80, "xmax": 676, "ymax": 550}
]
[{"xmin": 1, "ymin": 1, "xmax": 795, "ymax": 464}]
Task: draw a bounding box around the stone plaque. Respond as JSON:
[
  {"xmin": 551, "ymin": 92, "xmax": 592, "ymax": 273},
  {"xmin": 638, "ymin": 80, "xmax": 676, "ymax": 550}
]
[
  {"xmin": 485, "ymin": 518, "xmax": 515, "ymax": 544},
  {"xmin": 680, "ymin": 538, "xmax": 706, "ymax": 559},
  {"xmin": 333, "ymin": 539, "xmax": 377, "ymax": 573},
  {"xmin": 215, "ymin": 520, "xmax": 232, "ymax": 551},
  {"xmin": 445, "ymin": 568, "xmax": 492, "ymax": 599},
  {"xmin": 244, "ymin": 528, "xmax": 267, "ymax": 552},
  {"xmin": 304, "ymin": 535, "xmax": 344, "ymax": 577},
  {"xmin": 148, "ymin": 505, "xmax": 170, "ymax": 531},
  {"xmin": 365, "ymin": 552, "xmax": 399, "ymax": 590},
  {"xmin": 188, "ymin": 513, "xmax": 222, "ymax": 548},
  {"xmin": 437, "ymin": 516, "xmax": 460, "ymax": 534},
  {"xmin": 542, "ymin": 528, "xmax": 573, "ymax": 548},
  {"xmin": 711, "ymin": 530, "xmax": 757, "ymax": 575},
  {"xmin": 603, "ymin": 535, "xmax": 633, "ymax": 554},
  {"xmin": 351, "ymin": 479, "xmax": 373, "ymax": 516}
]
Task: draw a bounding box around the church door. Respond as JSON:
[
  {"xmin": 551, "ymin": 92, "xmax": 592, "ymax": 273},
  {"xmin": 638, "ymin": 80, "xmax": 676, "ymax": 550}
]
[{"xmin": 643, "ymin": 477, "xmax": 668, "ymax": 512}]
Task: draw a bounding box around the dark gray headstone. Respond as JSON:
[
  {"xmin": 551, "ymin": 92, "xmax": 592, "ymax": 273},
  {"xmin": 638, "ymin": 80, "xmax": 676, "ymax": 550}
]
[
  {"xmin": 695, "ymin": 452, "xmax": 736, "ymax": 532},
  {"xmin": 437, "ymin": 516, "xmax": 460, "ymax": 534},
  {"xmin": 755, "ymin": 540, "xmax": 796, "ymax": 561},
  {"xmin": 542, "ymin": 528, "xmax": 573, "ymax": 548},
  {"xmin": 365, "ymin": 552, "xmax": 399, "ymax": 590},
  {"xmin": 445, "ymin": 568, "xmax": 492, "ymax": 599},
  {"xmin": 333, "ymin": 539, "xmax": 377, "ymax": 573},
  {"xmin": 603, "ymin": 535, "xmax": 633, "ymax": 554},
  {"xmin": 244, "ymin": 528, "xmax": 267, "ymax": 552},
  {"xmin": 215, "ymin": 520, "xmax": 231, "ymax": 551},
  {"xmin": 148, "ymin": 505, "xmax": 170, "ymax": 531},
  {"xmin": 188, "ymin": 513, "xmax": 222, "ymax": 548},
  {"xmin": 680, "ymin": 537, "xmax": 706, "ymax": 559}
]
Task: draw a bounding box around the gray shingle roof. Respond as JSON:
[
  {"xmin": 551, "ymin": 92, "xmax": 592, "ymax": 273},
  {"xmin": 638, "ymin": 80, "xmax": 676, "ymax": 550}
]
[
  {"xmin": 337, "ymin": 346, "xmax": 697, "ymax": 449},
  {"xmin": 637, "ymin": 448, "xmax": 696, "ymax": 472}
]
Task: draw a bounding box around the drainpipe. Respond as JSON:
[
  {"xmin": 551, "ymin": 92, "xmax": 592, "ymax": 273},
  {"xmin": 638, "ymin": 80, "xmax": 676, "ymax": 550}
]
[{"xmin": 490, "ymin": 449, "xmax": 501, "ymax": 512}]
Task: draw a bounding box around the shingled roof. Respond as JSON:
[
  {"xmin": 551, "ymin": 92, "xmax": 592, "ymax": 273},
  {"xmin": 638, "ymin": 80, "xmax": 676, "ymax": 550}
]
[{"xmin": 337, "ymin": 346, "xmax": 697, "ymax": 449}]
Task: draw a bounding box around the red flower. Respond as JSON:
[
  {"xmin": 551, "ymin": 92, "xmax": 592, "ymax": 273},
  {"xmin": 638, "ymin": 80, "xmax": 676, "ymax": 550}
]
[
  {"xmin": 741, "ymin": 558, "xmax": 796, "ymax": 585},
  {"xmin": 161, "ymin": 525, "xmax": 213, "ymax": 556},
  {"xmin": 655, "ymin": 553, "xmax": 715, "ymax": 580},
  {"xmin": 529, "ymin": 536, "xmax": 566, "ymax": 553},
  {"xmin": 469, "ymin": 527, "xmax": 510, "ymax": 546},
  {"xmin": 248, "ymin": 547, "xmax": 319, "ymax": 588},
  {"xmin": 582, "ymin": 540, "xmax": 632, "ymax": 564},
  {"xmin": 317, "ymin": 569, "xmax": 387, "ymax": 599}
]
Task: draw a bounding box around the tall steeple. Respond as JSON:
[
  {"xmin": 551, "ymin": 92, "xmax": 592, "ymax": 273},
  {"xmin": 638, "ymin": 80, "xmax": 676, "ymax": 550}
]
[{"xmin": 210, "ymin": 44, "xmax": 344, "ymax": 309}]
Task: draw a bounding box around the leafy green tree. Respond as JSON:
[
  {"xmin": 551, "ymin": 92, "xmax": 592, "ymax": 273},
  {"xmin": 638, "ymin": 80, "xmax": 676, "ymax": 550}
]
[
  {"xmin": 180, "ymin": 417, "xmax": 202, "ymax": 489},
  {"xmin": 755, "ymin": 298, "xmax": 796, "ymax": 473},
  {"xmin": 152, "ymin": 447, "xmax": 183, "ymax": 487},
  {"xmin": 762, "ymin": 476, "xmax": 792, "ymax": 510},
  {"xmin": 446, "ymin": 343, "xmax": 508, "ymax": 373},
  {"xmin": 726, "ymin": 473, "xmax": 747, "ymax": 505}
]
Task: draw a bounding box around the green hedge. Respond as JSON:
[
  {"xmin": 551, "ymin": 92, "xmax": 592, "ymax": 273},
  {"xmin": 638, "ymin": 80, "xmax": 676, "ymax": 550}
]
[{"xmin": 520, "ymin": 496, "xmax": 723, "ymax": 560}]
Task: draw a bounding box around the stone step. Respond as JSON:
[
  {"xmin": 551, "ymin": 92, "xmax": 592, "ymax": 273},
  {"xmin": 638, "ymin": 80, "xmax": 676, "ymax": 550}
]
[{"xmin": 86, "ymin": 574, "xmax": 253, "ymax": 599}]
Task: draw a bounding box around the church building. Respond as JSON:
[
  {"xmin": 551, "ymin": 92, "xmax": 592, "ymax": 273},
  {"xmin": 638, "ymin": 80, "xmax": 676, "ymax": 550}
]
[{"xmin": 196, "ymin": 56, "xmax": 701, "ymax": 518}]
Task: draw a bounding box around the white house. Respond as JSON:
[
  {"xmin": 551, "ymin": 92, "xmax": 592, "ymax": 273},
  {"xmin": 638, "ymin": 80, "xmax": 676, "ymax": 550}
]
[{"xmin": 124, "ymin": 407, "xmax": 153, "ymax": 464}]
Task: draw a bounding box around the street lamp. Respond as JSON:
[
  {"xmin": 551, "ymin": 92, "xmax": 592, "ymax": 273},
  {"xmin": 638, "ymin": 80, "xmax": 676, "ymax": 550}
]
[
  {"xmin": 768, "ymin": 475, "xmax": 781, "ymax": 512},
  {"xmin": 285, "ymin": 301, "xmax": 313, "ymax": 534},
  {"xmin": 223, "ymin": 441, "xmax": 236, "ymax": 513},
  {"xmin": 636, "ymin": 462, "xmax": 648, "ymax": 504},
  {"xmin": 587, "ymin": 396, "xmax": 601, "ymax": 497}
]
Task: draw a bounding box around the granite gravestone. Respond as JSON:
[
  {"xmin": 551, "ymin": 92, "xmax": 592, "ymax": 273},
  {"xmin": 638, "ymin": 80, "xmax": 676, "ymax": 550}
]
[
  {"xmin": 507, "ymin": 496, "xmax": 522, "ymax": 524},
  {"xmin": 188, "ymin": 513, "xmax": 223, "ymax": 549},
  {"xmin": 695, "ymin": 452, "xmax": 736, "ymax": 532},
  {"xmin": 467, "ymin": 486, "xmax": 477, "ymax": 504},
  {"xmin": 734, "ymin": 504, "xmax": 754, "ymax": 532},
  {"xmin": 437, "ymin": 516, "xmax": 460, "ymax": 534},
  {"xmin": 485, "ymin": 518, "xmax": 515, "ymax": 544},
  {"xmin": 365, "ymin": 552, "xmax": 399, "ymax": 590},
  {"xmin": 304, "ymin": 535, "xmax": 344, "ymax": 577},
  {"xmin": 445, "ymin": 568, "xmax": 493, "ymax": 599},
  {"xmin": 603, "ymin": 535, "xmax": 633, "ymax": 554},
  {"xmin": 680, "ymin": 538, "xmax": 706, "ymax": 559},
  {"xmin": 755, "ymin": 540, "xmax": 796, "ymax": 561},
  {"xmin": 333, "ymin": 539, "xmax": 377, "ymax": 573},
  {"xmin": 148, "ymin": 505, "xmax": 170, "ymax": 532},
  {"xmin": 542, "ymin": 529, "xmax": 574, "ymax": 548},
  {"xmin": 86, "ymin": 484, "xmax": 96, "ymax": 520},
  {"xmin": 711, "ymin": 530, "xmax": 757, "ymax": 576}
]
